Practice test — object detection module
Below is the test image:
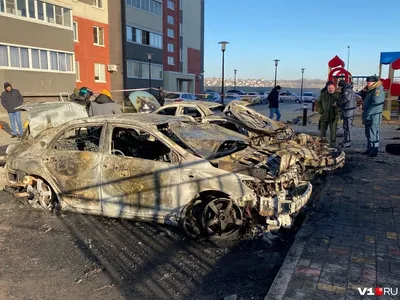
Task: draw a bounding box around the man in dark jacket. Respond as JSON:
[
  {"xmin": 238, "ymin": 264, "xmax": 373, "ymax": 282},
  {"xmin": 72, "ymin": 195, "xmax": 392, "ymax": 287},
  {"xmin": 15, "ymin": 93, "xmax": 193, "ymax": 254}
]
[
  {"xmin": 318, "ymin": 82, "xmax": 340, "ymax": 147},
  {"xmin": 338, "ymin": 80, "xmax": 356, "ymax": 148},
  {"xmin": 1, "ymin": 82, "xmax": 23, "ymax": 138},
  {"xmin": 361, "ymin": 75, "xmax": 385, "ymax": 157},
  {"xmin": 156, "ymin": 86, "xmax": 165, "ymax": 106},
  {"xmin": 89, "ymin": 89, "xmax": 122, "ymax": 116},
  {"xmin": 267, "ymin": 85, "xmax": 281, "ymax": 121},
  {"xmin": 318, "ymin": 81, "xmax": 333, "ymax": 130}
]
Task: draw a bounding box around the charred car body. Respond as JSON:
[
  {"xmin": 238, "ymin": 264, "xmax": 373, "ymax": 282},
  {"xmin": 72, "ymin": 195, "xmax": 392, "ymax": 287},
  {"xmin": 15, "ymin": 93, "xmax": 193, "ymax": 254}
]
[
  {"xmin": 130, "ymin": 93, "xmax": 345, "ymax": 179},
  {"xmin": 6, "ymin": 108, "xmax": 312, "ymax": 239}
]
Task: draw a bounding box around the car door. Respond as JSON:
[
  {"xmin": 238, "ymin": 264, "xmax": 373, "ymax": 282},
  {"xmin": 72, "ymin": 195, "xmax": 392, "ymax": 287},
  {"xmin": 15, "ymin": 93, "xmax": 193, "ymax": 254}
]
[
  {"xmin": 100, "ymin": 124, "xmax": 183, "ymax": 220},
  {"xmin": 42, "ymin": 123, "xmax": 105, "ymax": 213}
]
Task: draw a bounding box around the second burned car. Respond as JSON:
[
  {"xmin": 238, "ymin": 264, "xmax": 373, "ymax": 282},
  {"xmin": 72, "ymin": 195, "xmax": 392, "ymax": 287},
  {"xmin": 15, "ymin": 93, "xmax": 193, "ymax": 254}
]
[{"xmin": 131, "ymin": 92, "xmax": 346, "ymax": 180}]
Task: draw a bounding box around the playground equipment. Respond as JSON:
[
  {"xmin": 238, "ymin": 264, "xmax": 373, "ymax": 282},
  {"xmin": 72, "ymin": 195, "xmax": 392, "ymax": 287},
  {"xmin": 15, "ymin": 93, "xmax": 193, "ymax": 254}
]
[{"xmin": 378, "ymin": 52, "xmax": 400, "ymax": 120}]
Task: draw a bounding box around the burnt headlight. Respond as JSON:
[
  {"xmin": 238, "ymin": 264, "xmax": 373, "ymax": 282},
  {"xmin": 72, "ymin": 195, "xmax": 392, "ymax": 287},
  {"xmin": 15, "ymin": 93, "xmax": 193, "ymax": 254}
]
[{"xmin": 266, "ymin": 154, "xmax": 280, "ymax": 177}]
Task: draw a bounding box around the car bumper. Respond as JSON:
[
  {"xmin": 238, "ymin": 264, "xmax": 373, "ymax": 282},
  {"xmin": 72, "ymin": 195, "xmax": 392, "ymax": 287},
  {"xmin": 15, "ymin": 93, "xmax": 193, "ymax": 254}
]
[{"xmin": 258, "ymin": 181, "xmax": 313, "ymax": 229}]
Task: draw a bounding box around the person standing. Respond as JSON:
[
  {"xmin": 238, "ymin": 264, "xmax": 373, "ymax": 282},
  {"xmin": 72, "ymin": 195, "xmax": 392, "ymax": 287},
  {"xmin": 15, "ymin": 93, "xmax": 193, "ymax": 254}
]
[
  {"xmin": 318, "ymin": 82, "xmax": 340, "ymax": 147},
  {"xmin": 89, "ymin": 89, "xmax": 122, "ymax": 116},
  {"xmin": 361, "ymin": 76, "xmax": 385, "ymax": 157},
  {"xmin": 1, "ymin": 82, "xmax": 23, "ymax": 138},
  {"xmin": 338, "ymin": 80, "xmax": 356, "ymax": 148},
  {"xmin": 318, "ymin": 81, "xmax": 333, "ymax": 130},
  {"xmin": 156, "ymin": 86, "xmax": 165, "ymax": 106},
  {"xmin": 267, "ymin": 85, "xmax": 281, "ymax": 121}
]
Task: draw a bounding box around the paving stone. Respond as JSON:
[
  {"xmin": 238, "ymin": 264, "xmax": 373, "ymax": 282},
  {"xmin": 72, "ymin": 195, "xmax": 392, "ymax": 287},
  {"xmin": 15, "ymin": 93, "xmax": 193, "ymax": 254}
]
[{"xmin": 266, "ymin": 136, "xmax": 400, "ymax": 300}]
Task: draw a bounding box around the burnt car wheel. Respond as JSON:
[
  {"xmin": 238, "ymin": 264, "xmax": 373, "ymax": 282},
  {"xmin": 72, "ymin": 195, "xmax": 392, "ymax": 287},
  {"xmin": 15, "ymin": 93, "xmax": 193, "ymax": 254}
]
[
  {"xmin": 180, "ymin": 200, "xmax": 203, "ymax": 239},
  {"xmin": 25, "ymin": 177, "xmax": 57, "ymax": 211},
  {"xmin": 201, "ymin": 198, "xmax": 243, "ymax": 239}
]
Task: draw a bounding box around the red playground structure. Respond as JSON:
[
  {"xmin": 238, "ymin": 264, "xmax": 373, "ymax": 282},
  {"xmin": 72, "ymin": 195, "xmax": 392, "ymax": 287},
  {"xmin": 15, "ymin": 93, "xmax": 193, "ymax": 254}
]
[{"xmin": 378, "ymin": 52, "xmax": 400, "ymax": 120}]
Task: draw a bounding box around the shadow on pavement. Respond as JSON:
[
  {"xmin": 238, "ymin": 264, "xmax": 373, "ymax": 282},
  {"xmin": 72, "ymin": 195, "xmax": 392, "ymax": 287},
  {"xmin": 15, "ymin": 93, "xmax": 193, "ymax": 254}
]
[{"xmin": 0, "ymin": 120, "xmax": 11, "ymax": 135}]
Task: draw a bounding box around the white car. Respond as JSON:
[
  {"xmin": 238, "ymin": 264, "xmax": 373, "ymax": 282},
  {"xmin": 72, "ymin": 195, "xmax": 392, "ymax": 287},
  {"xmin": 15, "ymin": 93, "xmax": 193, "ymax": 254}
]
[
  {"xmin": 279, "ymin": 92, "xmax": 302, "ymax": 103},
  {"xmin": 259, "ymin": 91, "xmax": 270, "ymax": 104},
  {"xmin": 165, "ymin": 92, "xmax": 198, "ymax": 103},
  {"xmin": 223, "ymin": 94, "xmax": 242, "ymax": 105},
  {"xmin": 301, "ymin": 92, "xmax": 316, "ymax": 103}
]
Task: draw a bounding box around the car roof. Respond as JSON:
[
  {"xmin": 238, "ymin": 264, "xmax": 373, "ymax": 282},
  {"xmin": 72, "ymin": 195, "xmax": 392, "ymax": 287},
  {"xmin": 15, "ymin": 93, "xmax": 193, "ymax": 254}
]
[
  {"xmin": 68, "ymin": 113, "xmax": 185, "ymax": 126},
  {"xmin": 159, "ymin": 101, "xmax": 222, "ymax": 109}
]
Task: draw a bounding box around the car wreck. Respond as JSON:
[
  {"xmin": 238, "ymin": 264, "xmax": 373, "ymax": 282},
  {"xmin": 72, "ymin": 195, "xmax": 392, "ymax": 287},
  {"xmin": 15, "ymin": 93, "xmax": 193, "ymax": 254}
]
[
  {"xmin": 5, "ymin": 107, "xmax": 312, "ymax": 239},
  {"xmin": 129, "ymin": 93, "xmax": 345, "ymax": 179}
]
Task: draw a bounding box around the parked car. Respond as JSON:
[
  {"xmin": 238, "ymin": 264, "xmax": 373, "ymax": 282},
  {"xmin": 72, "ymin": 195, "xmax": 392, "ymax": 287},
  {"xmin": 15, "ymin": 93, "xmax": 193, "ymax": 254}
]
[
  {"xmin": 226, "ymin": 89, "xmax": 246, "ymax": 96},
  {"xmin": 301, "ymin": 92, "xmax": 316, "ymax": 103},
  {"xmin": 165, "ymin": 92, "xmax": 198, "ymax": 103},
  {"xmin": 203, "ymin": 91, "xmax": 221, "ymax": 103},
  {"xmin": 241, "ymin": 92, "xmax": 261, "ymax": 106},
  {"xmin": 5, "ymin": 105, "xmax": 312, "ymax": 239},
  {"xmin": 259, "ymin": 92, "xmax": 270, "ymax": 104},
  {"xmin": 223, "ymin": 94, "xmax": 242, "ymax": 104},
  {"xmin": 279, "ymin": 91, "xmax": 302, "ymax": 103}
]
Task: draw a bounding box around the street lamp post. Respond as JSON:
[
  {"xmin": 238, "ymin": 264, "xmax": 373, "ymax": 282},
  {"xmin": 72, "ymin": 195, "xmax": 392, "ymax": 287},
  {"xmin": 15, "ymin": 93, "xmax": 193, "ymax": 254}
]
[
  {"xmin": 218, "ymin": 41, "xmax": 229, "ymax": 105},
  {"xmin": 347, "ymin": 46, "xmax": 350, "ymax": 72},
  {"xmin": 300, "ymin": 68, "xmax": 305, "ymax": 101},
  {"xmin": 233, "ymin": 69, "xmax": 237, "ymax": 90},
  {"xmin": 147, "ymin": 53, "xmax": 152, "ymax": 93},
  {"xmin": 273, "ymin": 59, "xmax": 280, "ymax": 87}
]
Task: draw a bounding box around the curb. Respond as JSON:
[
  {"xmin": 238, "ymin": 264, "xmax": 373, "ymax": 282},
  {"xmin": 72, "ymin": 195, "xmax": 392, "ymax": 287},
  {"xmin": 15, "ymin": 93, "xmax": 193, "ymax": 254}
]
[{"xmin": 264, "ymin": 179, "xmax": 332, "ymax": 300}]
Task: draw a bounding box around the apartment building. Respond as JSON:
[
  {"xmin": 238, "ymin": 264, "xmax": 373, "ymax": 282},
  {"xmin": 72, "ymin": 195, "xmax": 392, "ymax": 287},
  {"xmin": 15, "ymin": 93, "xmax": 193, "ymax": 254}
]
[
  {"xmin": 110, "ymin": 0, "xmax": 204, "ymax": 94},
  {"xmin": 0, "ymin": 0, "xmax": 76, "ymax": 97},
  {"xmin": 72, "ymin": 0, "xmax": 110, "ymax": 91}
]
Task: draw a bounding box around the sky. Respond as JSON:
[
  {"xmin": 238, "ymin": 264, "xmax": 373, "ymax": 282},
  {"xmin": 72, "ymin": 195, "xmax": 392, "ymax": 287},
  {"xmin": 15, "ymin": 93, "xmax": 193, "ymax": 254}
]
[{"xmin": 203, "ymin": 0, "xmax": 400, "ymax": 80}]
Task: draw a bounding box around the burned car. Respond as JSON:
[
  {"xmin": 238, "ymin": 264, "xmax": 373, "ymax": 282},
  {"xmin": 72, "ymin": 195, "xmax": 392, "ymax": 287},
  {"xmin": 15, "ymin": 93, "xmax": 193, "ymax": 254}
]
[
  {"xmin": 5, "ymin": 112, "xmax": 312, "ymax": 239},
  {"xmin": 132, "ymin": 95, "xmax": 345, "ymax": 179}
]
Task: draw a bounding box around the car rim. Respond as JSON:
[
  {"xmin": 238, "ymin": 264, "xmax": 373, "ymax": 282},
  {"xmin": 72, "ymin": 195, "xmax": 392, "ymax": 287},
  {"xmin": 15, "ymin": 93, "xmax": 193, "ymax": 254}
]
[
  {"xmin": 36, "ymin": 180, "xmax": 53, "ymax": 210},
  {"xmin": 201, "ymin": 198, "xmax": 243, "ymax": 238}
]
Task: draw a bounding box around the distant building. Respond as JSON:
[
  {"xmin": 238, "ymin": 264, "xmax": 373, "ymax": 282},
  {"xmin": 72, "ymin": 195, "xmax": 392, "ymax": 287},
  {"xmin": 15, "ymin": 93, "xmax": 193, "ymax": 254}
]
[
  {"xmin": 0, "ymin": 0, "xmax": 75, "ymax": 99},
  {"xmin": 109, "ymin": 0, "xmax": 205, "ymax": 94},
  {"xmin": 0, "ymin": 0, "xmax": 204, "ymax": 99},
  {"xmin": 73, "ymin": 0, "xmax": 110, "ymax": 91}
]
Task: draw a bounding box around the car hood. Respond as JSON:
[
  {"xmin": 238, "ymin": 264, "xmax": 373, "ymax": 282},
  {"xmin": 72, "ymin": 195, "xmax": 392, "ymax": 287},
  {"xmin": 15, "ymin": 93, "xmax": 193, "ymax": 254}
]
[
  {"xmin": 17, "ymin": 102, "xmax": 89, "ymax": 138},
  {"xmin": 129, "ymin": 91, "xmax": 161, "ymax": 113},
  {"xmin": 168, "ymin": 121, "xmax": 249, "ymax": 159},
  {"xmin": 229, "ymin": 104, "xmax": 291, "ymax": 135},
  {"xmin": 222, "ymin": 100, "xmax": 250, "ymax": 113}
]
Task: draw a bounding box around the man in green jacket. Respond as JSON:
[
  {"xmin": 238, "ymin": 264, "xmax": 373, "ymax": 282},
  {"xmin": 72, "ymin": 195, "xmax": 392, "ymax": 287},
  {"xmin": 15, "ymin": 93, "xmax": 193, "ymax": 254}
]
[
  {"xmin": 318, "ymin": 82, "xmax": 340, "ymax": 147},
  {"xmin": 361, "ymin": 75, "xmax": 385, "ymax": 157}
]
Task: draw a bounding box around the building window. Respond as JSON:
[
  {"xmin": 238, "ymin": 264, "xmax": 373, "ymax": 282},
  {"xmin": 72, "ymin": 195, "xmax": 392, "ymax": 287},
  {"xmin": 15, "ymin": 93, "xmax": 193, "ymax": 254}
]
[
  {"xmin": 94, "ymin": 63, "xmax": 106, "ymax": 82},
  {"xmin": 168, "ymin": 43, "xmax": 174, "ymax": 53},
  {"xmin": 16, "ymin": 0, "xmax": 27, "ymax": 17},
  {"xmin": 75, "ymin": 61, "xmax": 80, "ymax": 81},
  {"xmin": 0, "ymin": 43, "xmax": 73, "ymax": 73},
  {"xmin": 167, "ymin": 28, "xmax": 174, "ymax": 38},
  {"xmin": 168, "ymin": 56, "xmax": 175, "ymax": 65},
  {"xmin": 167, "ymin": 0, "xmax": 174, "ymax": 10},
  {"xmin": 93, "ymin": 26, "xmax": 104, "ymax": 46},
  {"xmin": 180, "ymin": 48, "xmax": 182, "ymax": 62},
  {"xmin": 73, "ymin": 21, "xmax": 78, "ymax": 41},
  {"xmin": 180, "ymin": 23, "xmax": 182, "ymax": 36},
  {"xmin": 37, "ymin": 0, "xmax": 44, "ymax": 20},
  {"xmin": 126, "ymin": 0, "xmax": 162, "ymax": 16},
  {"xmin": 167, "ymin": 15, "xmax": 174, "ymax": 25},
  {"xmin": 1, "ymin": 0, "xmax": 72, "ymax": 27},
  {"xmin": 0, "ymin": 45, "xmax": 7, "ymax": 66},
  {"xmin": 31, "ymin": 49, "xmax": 40, "ymax": 69},
  {"xmin": 127, "ymin": 60, "xmax": 163, "ymax": 80},
  {"xmin": 126, "ymin": 25, "xmax": 162, "ymax": 49},
  {"xmin": 92, "ymin": 0, "xmax": 103, "ymax": 8},
  {"xmin": 28, "ymin": 0, "xmax": 35, "ymax": 18}
]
